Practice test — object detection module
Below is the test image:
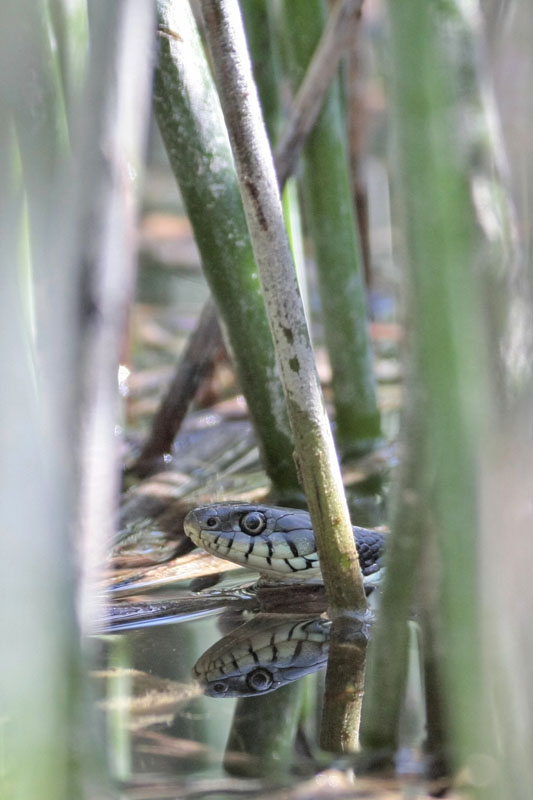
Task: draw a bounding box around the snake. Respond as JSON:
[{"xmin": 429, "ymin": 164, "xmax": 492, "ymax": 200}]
[
  {"xmin": 193, "ymin": 613, "xmax": 331, "ymax": 697},
  {"xmin": 183, "ymin": 502, "xmax": 385, "ymax": 584}
]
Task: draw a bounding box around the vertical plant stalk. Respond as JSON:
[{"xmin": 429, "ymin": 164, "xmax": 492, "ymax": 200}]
[
  {"xmin": 420, "ymin": 605, "xmax": 450, "ymax": 782},
  {"xmin": 347, "ymin": 22, "xmax": 372, "ymax": 286},
  {"xmin": 281, "ymin": 0, "xmax": 381, "ymax": 458},
  {"xmin": 48, "ymin": 0, "xmax": 89, "ymax": 128},
  {"xmin": 451, "ymin": 10, "xmax": 526, "ymax": 409},
  {"xmin": 74, "ymin": 0, "xmax": 155, "ymax": 631},
  {"xmin": 385, "ymin": 0, "xmax": 497, "ymax": 788},
  {"xmin": 154, "ymin": 0, "xmax": 300, "ymax": 498},
  {"xmin": 8, "ymin": 0, "xmax": 69, "ymax": 339},
  {"xmin": 0, "ymin": 2, "xmax": 88, "ymax": 797},
  {"xmin": 0, "ymin": 122, "xmax": 82, "ymax": 800},
  {"xmin": 141, "ymin": 0, "xmax": 356, "ymax": 463},
  {"xmin": 239, "ymin": 0, "xmax": 282, "ymax": 143},
  {"xmin": 240, "ymin": 0, "xmax": 310, "ymax": 316},
  {"xmin": 359, "ymin": 406, "xmax": 426, "ymax": 755},
  {"xmin": 224, "ymin": 683, "xmax": 304, "ymax": 778},
  {"xmin": 199, "ymin": 0, "xmax": 367, "ymax": 618},
  {"xmin": 275, "ymin": 0, "xmax": 364, "ymax": 190},
  {"xmin": 320, "ymin": 616, "xmax": 368, "ymax": 753}
]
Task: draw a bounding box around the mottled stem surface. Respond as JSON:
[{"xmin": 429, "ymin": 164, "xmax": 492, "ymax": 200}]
[{"xmin": 200, "ymin": 0, "xmax": 367, "ymax": 615}]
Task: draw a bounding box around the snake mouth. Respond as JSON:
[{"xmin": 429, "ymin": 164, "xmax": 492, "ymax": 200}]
[{"xmin": 183, "ymin": 509, "xmax": 205, "ymax": 547}]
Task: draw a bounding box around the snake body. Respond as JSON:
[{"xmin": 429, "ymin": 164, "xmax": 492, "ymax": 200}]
[{"xmin": 183, "ymin": 503, "xmax": 385, "ymax": 582}]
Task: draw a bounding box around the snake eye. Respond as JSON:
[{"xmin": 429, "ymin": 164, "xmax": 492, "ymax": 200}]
[
  {"xmin": 240, "ymin": 511, "xmax": 267, "ymax": 536},
  {"xmin": 206, "ymin": 517, "xmax": 219, "ymax": 529},
  {"xmin": 246, "ymin": 668, "xmax": 273, "ymax": 693},
  {"xmin": 211, "ymin": 680, "xmax": 228, "ymax": 694}
]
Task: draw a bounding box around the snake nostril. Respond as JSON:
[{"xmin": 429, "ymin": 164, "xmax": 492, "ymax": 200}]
[{"xmin": 206, "ymin": 517, "xmax": 219, "ymax": 528}]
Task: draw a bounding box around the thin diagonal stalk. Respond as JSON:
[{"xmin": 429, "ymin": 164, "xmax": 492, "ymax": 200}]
[
  {"xmin": 199, "ymin": 0, "xmax": 367, "ymax": 616},
  {"xmin": 154, "ymin": 0, "xmax": 300, "ymax": 498},
  {"xmin": 136, "ymin": 298, "xmax": 223, "ymax": 469}
]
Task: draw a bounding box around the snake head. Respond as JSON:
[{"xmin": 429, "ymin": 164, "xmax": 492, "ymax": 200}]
[
  {"xmin": 184, "ymin": 503, "xmax": 386, "ymax": 582},
  {"xmin": 183, "ymin": 503, "xmax": 321, "ymax": 579}
]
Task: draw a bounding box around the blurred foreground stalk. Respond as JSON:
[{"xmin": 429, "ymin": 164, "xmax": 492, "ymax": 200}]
[
  {"xmin": 480, "ymin": 2, "xmax": 533, "ymax": 794},
  {"xmin": 0, "ymin": 2, "xmax": 154, "ymax": 798},
  {"xmin": 75, "ymin": 0, "xmax": 155, "ymax": 630},
  {"xmin": 49, "ymin": 0, "xmax": 89, "ymax": 128},
  {"xmin": 0, "ymin": 3, "xmax": 84, "ymax": 799},
  {"xmin": 361, "ymin": 0, "xmax": 515, "ymax": 791}
]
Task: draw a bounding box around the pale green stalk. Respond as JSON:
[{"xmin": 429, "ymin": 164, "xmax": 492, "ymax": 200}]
[
  {"xmin": 48, "ymin": 0, "xmax": 89, "ymax": 126},
  {"xmin": 381, "ymin": 0, "xmax": 499, "ymax": 790},
  {"xmin": 0, "ymin": 5, "xmax": 81, "ymax": 798},
  {"xmin": 0, "ymin": 4, "xmax": 154, "ymax": 798}
]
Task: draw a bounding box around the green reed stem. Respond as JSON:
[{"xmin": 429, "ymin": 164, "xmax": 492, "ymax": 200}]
[
  {"xmin": 382, "ymin": 1, "xmax": 498, "ymax": 791},
  {"xmin": 199, "ymin": 0, "xmax": 368, "ymax": 615},
  {"xmin": 280, "ymin": 0, "xmax": 381, "ymax": 459},
  {"xmin": 154, "ymin": 0, "xmax": 300, "ymax": 498}
]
